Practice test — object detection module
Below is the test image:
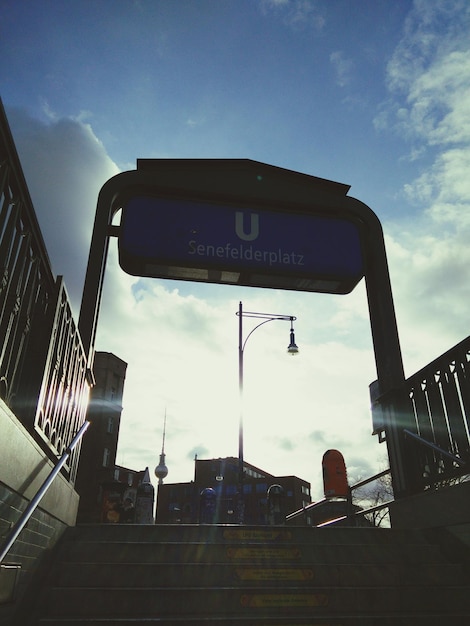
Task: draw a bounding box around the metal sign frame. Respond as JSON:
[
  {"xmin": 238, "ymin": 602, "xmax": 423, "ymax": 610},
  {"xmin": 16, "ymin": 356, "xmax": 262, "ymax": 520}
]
[{"xmin": 78, "ymin": 159, "xmax": 409, "ymax": 498}]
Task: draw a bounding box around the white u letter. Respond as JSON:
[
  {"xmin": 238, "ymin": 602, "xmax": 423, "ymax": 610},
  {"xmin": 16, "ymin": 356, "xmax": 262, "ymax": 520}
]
[{"xmin": 235, "ymin": 211, "xmax": 259, "ymax": 241}]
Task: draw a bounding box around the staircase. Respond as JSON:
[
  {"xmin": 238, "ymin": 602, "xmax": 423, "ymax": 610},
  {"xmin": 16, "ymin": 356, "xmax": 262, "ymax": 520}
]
[{"xmin": 16, "ymin": 523, "xmax": 470, "ymax": 625}]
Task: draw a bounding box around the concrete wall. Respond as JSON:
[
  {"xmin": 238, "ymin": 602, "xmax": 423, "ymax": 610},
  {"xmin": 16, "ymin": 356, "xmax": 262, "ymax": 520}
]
[
  {"xmin": 389, "ymin": 480, "xmax": 470, "ymax": 531},
  {"xmin": 0, "ymin": 400, "xmax": 79, "ymax": 620},
  {"xmin": 0, "ymin": 400, "xmax": 79, "ymax": 526},
  {"xmin": 389, "ymin": 480, "xmax": 470, "ymax": 560}
]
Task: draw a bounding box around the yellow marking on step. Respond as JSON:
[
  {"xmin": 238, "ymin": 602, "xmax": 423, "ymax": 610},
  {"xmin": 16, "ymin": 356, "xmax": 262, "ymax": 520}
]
[
  {"xmin": 227, "ymin": 546, "xmax": 301, "ymax": 560},
  {"xmin": 224, "ymin": 528, "xmax": 292, "ymax": 542},
  {"xmin": 241, "ymin": 592, "xmax": 329, "ymax": 608},
  {"xmin": 235, "ymin": 567, "xmax": 314, "ymax": 581}
]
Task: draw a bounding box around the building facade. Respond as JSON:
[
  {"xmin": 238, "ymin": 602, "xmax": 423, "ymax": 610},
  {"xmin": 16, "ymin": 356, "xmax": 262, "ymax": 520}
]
[
  {"xmin": 75, "ymin": 352, "xmax": 128, "ymax": 523},
  {"xmin": 156, "ymin": 456, "xmax": 311, "ymax": 525}
]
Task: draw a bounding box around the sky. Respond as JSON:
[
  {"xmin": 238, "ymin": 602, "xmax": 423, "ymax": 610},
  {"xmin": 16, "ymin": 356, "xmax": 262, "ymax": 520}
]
[{"xmin": 1, "ymin": 0, "xmax": 470, "ymax": 501}]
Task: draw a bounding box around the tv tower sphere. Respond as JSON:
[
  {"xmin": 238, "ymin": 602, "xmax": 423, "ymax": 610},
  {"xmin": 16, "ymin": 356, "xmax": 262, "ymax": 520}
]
[
  {"xmin": 155, "ymin": 411, "xmax": 169, "ymax": 484},
  {"xmin": 155, "ymin": 452, "xmax": 168, "ymax": 483}
]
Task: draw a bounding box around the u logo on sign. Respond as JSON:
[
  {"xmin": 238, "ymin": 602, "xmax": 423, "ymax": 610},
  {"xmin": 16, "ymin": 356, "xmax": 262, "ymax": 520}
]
[{"xmin": 235, "ymin": 211, "xmax": 259, "ymax": 241}]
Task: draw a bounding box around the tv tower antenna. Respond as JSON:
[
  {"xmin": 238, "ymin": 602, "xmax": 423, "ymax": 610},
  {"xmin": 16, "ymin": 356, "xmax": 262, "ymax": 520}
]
[{"xmin": 154, "ymin": 409, "xmax": 169, "ymax": 485}]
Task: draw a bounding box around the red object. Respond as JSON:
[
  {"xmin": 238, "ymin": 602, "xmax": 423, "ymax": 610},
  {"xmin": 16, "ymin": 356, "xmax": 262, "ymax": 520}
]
[{"xmin": 322, "ymin": 449, "xmax": 349, "ymax": 498}]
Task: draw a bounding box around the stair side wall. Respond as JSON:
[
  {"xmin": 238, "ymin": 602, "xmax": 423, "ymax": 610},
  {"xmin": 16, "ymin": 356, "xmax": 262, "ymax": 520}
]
[
  {"xmin": 0, "ymin": 401, "xmax": 79, "ymax": 623},
  {"xmin": 389, "ymin": 481, "xmax": 470, "ymax": 531}
]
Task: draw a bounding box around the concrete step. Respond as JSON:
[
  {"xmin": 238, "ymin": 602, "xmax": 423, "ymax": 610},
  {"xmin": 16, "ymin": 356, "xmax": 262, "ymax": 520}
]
[
  {"xmin": 34, "ymin": 617, "xmax": 470, "ymax": 626},
  {"xmin": 37, "ymin": 584, "xmax": 470, "ymax": 618},
  {"xmin": 70, "ymin": 524, "xmax": 428, "ymax": 545},
  {"xmin": 60, "ymin": 539, "xmax": 444, "ymax": 566},
  {"xmin": 52, "ymin": 559, "xmax": 465, "ymax": 588},
  {"xmin": 17, "ymin": 524, "xmax": 470, "ymax": 624},
  {"xmin": 35, "ymin": 617, "xmax": 470, "ymax": 626}
]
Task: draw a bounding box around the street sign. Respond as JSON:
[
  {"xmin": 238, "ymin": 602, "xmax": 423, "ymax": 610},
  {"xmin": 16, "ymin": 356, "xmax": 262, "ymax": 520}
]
[{"xmin": 118, "ymin": 194, "xmax": 364, "ymax": 294}]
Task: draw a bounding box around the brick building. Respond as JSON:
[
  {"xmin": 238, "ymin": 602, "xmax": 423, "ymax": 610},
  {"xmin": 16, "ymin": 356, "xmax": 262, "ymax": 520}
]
[{"xmin": 75, "ymin": 352, "xmax": 128, "ymax": 523}]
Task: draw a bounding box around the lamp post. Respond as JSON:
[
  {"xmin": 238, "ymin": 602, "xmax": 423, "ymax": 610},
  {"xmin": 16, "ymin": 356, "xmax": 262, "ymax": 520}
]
[{"xmin": 236, "ymin": 301, "xmax": 299, "ymax": 523}]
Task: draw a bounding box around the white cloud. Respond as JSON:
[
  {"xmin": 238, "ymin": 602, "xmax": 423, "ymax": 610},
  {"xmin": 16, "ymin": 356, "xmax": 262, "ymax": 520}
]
[
  {"xmin": 405, "ymin": 148, "xmax": 470, "ymax": 225},
  {"xmin": 371, "ymin": 0, "xmax": 470, "ymax": 374},
  {"xmin": 7, "ymin": 108, "xmax": 120, "ymax": 314},
  {"xmin": 262, "ymin": 0, "xmax": 290, "ymax": 7},
  {"xmin": 260, "ymin": 0, "xmax": 325, "ymax": 31},
  {"xmin": 383, "ymin": 1, "xmax": 470, "ymax": 145},
  {"xmin": 330, "ymin": 51, "xmax": 354, "ymax": 87}
]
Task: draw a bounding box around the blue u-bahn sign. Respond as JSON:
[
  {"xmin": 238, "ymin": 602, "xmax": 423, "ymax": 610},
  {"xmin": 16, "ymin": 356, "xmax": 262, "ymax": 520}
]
[{"xmin": 118, "ymin": 189, "xmax": 364, "ymax": 294}]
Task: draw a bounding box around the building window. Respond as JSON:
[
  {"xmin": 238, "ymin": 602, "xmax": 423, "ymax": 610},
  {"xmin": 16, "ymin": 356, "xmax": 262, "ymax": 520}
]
[
  {"xmin": 114, "ymin": 468, "xmax": 120, "ymax": 481},
  {"xmin": 110, "ymin": 373, "xmax": 120, "ymax": 401},
  {"xmin": 107, "ymin": 417, "xmax": 114, "ymax": 434},
  {"xmin": 102, "ymin": 447, "xmax": 111, "ymax": 467},
  {"xmin": 301, "ymin": 485, "xmax": 310, "ymax": 496},
  {"xmin": 246, "ymin": 468, "xmax": 264, "ymax": 479}
]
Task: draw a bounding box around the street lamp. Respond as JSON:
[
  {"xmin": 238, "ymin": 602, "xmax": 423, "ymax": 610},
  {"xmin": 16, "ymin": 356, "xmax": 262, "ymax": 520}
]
[{"xmin": 236, "ymin": 301, "xmax": 299, "ymax": 523}]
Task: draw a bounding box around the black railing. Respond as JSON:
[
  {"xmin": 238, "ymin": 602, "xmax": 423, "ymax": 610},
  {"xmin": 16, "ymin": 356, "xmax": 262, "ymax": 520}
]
[
  {"xmin": 373, "ymin": 336, "xmax": 470, "ymax": 494},
  {"xmin": 0, "ymin": 102, "xmax": 90, "ymax": 482},
  {"xmin": 32, "ymin": 278, "xmax": 91, "ymax": 480}
]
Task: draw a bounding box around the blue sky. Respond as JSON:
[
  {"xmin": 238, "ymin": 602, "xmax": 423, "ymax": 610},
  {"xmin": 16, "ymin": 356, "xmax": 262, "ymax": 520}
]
[{"xmin": 1, "ymin": 0, "xmax": 470, "ymax": 499}]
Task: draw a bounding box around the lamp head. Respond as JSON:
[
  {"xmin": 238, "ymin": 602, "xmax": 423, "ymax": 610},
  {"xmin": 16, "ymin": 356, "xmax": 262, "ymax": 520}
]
[{"xmin": 287, "ymin": 320, "xmax": 299, "ymax": 355}]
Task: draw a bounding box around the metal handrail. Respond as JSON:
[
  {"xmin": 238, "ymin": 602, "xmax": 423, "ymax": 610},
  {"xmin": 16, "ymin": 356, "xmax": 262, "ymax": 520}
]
[
  {"xmin": 316, "ymin": 499, "xmax": 395, "ymax": 527},
  {"xmin": 285, "ymin": 497, "xmax": 335, "ymax": 522},
  {"xmin": 349, "ymin": 468, "xmax": 391, "ymax": 491},
  {"xmin": 286, "ymin": 468, "xmax": 392, "ymax": 526},
  {"xmin": 0, "ymin": 420, "xmax": 90, "ymax": 563},
  {"xmin": 403, "ymin": 428, "xmax": 466, "ymax": 466}
]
